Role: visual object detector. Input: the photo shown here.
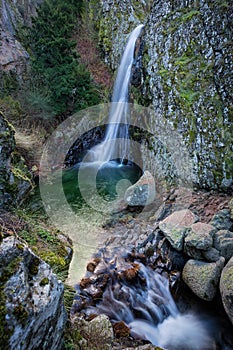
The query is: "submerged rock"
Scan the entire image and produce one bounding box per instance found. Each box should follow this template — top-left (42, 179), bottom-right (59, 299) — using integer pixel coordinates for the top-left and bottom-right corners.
top-left (124, 171), bottom-right (155, 206)
top-left (182, 257), bottom-right (225, 301)
top-left (220, 257), bottom-right (233, 325)
top-left (0, 236), bottom-right (66, 349)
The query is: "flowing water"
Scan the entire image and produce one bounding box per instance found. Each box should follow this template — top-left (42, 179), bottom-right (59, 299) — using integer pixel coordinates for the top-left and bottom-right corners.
top-left (88, 24), bottom-right (144, 163)
top-left (81, 258), bottom-right (230, 350)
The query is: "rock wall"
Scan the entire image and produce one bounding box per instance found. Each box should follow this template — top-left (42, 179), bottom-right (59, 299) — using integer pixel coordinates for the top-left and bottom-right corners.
top-left (93, 0), bottom-right (233, 191)
top-left (0, 112), bottom-right (15, 207)
top-left (0, 111), bottom-right (31, 208)
top-left (0, 0), bottom-right (42, 75)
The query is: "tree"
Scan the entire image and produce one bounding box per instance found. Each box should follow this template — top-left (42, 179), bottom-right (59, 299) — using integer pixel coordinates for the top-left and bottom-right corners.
top-left (28, 0), bottom-right (100, 117)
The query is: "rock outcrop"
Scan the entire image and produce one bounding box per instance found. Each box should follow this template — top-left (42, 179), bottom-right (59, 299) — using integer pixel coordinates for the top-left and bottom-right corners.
top-left (0, 112), bottom-right (15, 207)
top-left (0, 112), bottom-right (32, 208)
top-left (92, 0), bottom-right (233, 191)
top-left (0, 236), bottom-right (67, 349)
top-left (0, 0), bottom-right (42, 75)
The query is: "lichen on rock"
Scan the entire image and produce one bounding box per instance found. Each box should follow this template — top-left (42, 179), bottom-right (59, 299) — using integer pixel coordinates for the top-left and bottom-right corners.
top-left (0, 236), bottom-right (67, 350)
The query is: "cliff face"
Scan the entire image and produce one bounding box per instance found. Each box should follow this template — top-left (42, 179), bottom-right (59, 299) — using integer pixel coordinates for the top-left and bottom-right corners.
top-left (0, 0), bottom-right (42, 75)
top-left (94, 0), bottom-right (233, 190)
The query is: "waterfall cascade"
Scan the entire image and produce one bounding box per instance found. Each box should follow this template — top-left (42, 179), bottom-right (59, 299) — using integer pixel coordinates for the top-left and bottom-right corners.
top-left (89, 24), bottom-right (144, 163)
top-left (84, 262), bottom-right (213, 350)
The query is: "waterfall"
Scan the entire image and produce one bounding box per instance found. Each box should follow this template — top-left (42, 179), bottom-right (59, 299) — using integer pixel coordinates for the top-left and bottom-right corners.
top-left (89, 24), bottom-right (144, 163)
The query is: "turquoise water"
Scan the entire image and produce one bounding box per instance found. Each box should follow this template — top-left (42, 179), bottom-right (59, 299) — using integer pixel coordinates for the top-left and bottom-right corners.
top-left (62, 160), bottom-right (142, 211)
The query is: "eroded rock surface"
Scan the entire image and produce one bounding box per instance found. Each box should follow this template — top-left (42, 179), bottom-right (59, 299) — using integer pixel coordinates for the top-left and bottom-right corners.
top-left (0, 236), bottom-right (67, 349)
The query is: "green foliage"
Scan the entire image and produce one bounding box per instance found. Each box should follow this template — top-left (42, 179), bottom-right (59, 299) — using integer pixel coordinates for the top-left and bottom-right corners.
top-left (28, 0), bottom-right (100, 117)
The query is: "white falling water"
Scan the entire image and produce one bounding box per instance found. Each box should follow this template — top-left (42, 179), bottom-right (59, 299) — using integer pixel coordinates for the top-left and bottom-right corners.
top-left (87, 263), bottom-right (213, 350)
top-left (89, 24), bottom-right (144, 163)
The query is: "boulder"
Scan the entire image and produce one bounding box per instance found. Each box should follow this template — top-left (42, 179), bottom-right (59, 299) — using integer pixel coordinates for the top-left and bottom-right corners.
top-left (202, 247), bottom-right (220, 262)
top-left (0, 237), bottom-right (66, 349)
top-left (73, 314), bottom-right (114, 350)
top-left (182, 257), bottom-right (225, 301)
top-left (159, 209), bottom-right (196, 251)
top-left (220, 257), bottom-right (233, 325)
top-left (124, 171), bottom-right (155, 206)
top-left (184, 222), bottom-right (214, 259)
top-left (211, 209), bottom-right (233, 232)
top-left (213, 230), bottom-right (233, 261)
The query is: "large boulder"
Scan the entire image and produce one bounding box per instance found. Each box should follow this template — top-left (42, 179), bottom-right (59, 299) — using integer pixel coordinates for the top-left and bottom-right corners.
top-left (220, 257), bottom-right (233, 325)
top-left (213, 230), bottom-right (233, 261)
top-left (124, 171), bottom-right (155, 206)
top-left (0, 236), bottom-right (67, 349)
top-left (159, 209), bottom-right (196, 251)
top-left (182, 257), bottom-right (225, 301)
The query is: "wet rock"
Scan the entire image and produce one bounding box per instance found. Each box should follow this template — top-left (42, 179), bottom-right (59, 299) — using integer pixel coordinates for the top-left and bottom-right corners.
top-left (119, 263), bottom-right (140, 282)
top-left (220, 257), bottom-right (233, 325)
top-left (124, 171), bottom-right (155, 206)
top-left (0, 236), bottom-right (66, 349)
top-left (87, 258), bottom-right (101, 273)
top-left (113, 321), bottom-right (130, 338)
top-left (159, 209), bottom-right (196, 251)
top-left (184, 222), bottom-right (214, 259)
top-left (182, 257), bottom-right (225, 301)
top-left (213, 230), bottom-right (233, 261)
top-left (211, 209), bottom-right (233, 232)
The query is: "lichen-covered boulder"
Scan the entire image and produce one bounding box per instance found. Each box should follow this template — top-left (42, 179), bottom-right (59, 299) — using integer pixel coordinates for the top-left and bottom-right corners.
top-left (220, 257), bottom-right (233, 325)
top-left (182, 257), bottom-right (225, 301)
top-left (211, 209), bottom-right (233, 232)
top-left (0, 236), bottom-right (67, 350)
top-left (124, 171), bottom-right (155, 206)
top-left (184, 222), bottom-right (214, 259)
top-left (72, 314), bottom-right (114, 350)
top-left (213, 230), bottom-right (233, 261)
top-left (159, 209), bottom-right (196, 251)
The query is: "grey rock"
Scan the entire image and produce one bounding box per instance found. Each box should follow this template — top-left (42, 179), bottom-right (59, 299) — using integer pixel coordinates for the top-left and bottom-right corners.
top-left (213, 230), bottom-right (233, 261)
top-left (211, 209), bottom-right (233, 232)
top-left (185, 222), bottom-right (214, 250)
top-left (220, 257), bottom-right (233, 325)
top-left (182, 257), bottom-right (225, 301)
top-left (184, 222), bottom-right (214, 259)
top-left (73, 314), bottom-right (114, 350)
top-left (124, 171), bottom-right (155, 206)
top-left (0, 237), bottom-right (67, 350)
top-left (159, 209), bottom-right (196, 251)
top-left (202, 247), bottom-right (220, 262)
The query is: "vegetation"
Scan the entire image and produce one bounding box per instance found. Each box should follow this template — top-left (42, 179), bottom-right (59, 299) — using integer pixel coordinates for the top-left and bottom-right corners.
top-left (26, 0), bottom-right (100, 118)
